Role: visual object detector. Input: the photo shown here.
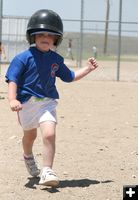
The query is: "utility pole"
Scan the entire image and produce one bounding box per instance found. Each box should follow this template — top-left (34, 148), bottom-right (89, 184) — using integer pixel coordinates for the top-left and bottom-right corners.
top-left (103, 0), bottom-right (110, 54)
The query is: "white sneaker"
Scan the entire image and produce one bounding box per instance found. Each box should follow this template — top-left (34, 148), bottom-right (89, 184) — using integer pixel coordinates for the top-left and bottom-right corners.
top-left (39, 167), bottom-right (59, 187)
top-left (23, 154), bottom-right (40, 177)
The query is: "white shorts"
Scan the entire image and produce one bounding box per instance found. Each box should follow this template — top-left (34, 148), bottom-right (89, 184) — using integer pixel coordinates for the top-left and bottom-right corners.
top-left (18, 97), bottom-right (58, 130)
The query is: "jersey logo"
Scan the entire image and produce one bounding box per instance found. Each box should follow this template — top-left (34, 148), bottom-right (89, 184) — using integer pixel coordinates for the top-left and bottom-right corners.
top-left (51, 63), bottom-right (59, 78)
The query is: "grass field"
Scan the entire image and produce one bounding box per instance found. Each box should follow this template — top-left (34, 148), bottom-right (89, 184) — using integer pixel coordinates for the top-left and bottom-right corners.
top-left (58, 32), bottom-right (138, 61)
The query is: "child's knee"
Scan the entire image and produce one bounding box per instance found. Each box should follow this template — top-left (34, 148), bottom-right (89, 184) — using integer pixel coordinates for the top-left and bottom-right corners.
top-left (23, 129), bottom-right (37, 141)
top-left (43, 131), bottom-right (55, 142)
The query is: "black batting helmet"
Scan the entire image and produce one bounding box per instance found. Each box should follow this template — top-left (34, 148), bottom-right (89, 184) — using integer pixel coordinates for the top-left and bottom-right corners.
top-left (26, 9), bottom-right (63, 46)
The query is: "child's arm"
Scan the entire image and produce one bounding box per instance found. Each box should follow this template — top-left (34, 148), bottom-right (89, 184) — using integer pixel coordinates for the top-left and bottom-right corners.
top-left (73, 58), bottom-right (98, 81)
top-left (8, 81), bottom-right (22, 111)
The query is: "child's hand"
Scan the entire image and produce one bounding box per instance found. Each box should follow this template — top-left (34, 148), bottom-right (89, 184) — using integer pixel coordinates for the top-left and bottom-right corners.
top-left (87, 57), bottom-right (98, 71)
top-left (9, 99), bottom-right (22, 111)
top-left (74, 57), bottom-right (99, 81)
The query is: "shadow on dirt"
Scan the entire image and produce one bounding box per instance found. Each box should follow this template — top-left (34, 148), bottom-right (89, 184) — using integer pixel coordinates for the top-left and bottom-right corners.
top-left (24, 177), bottom-right (40, 189)
top-left (25, 177), bottom-right (113, 192)
top-left (59, 179), bottom-right (101, 188)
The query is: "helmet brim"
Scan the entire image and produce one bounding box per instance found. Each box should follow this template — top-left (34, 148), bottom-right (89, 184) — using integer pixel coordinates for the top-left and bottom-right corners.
top-left (30, 30), bottom-right (62, 36)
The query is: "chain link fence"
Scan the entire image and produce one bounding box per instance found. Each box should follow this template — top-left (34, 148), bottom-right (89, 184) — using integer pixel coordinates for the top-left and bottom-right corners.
top-left (0, 12), bottom-right (138, 81)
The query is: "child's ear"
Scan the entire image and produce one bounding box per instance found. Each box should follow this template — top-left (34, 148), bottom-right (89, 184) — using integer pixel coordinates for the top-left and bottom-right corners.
top-left (54, 36), bottom-right (63, 46)
top-left (26, 35), bottom-right (35, 45)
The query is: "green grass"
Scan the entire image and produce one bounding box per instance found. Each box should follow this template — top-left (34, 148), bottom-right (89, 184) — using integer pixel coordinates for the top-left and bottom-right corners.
top-left (96, 55), bottom-right (138, 62)
top-left (58, 32), bottom-right (138, 62)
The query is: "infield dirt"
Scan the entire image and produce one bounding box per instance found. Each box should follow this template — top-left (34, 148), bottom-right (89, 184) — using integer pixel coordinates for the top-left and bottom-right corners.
top-left (0, 61), bottom-right (138, 200)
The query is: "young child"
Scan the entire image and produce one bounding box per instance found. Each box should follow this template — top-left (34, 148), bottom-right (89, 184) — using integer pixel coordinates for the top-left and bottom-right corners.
top-left (5, 9), bottom-right (98, 187)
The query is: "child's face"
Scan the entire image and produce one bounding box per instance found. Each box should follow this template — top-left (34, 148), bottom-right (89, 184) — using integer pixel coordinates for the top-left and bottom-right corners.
top-left (35, 33), bottom-right (57, 52)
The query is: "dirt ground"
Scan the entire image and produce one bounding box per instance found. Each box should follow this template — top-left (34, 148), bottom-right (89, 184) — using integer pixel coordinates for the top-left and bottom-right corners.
top-left (0, 61), bottom-right (138, 200)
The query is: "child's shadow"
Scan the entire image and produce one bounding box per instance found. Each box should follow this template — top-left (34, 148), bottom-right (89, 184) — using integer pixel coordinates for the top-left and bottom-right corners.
top-left (24, 177), bottom-right (40, 189)
top-left (25, 177), bottom-right (113, 192)
top-left (59, 179), bottom-right (100, 188)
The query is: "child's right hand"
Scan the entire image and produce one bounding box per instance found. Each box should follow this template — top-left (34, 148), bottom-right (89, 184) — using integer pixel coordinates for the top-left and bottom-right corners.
top-left (9, 99), bottom-right (22, 111)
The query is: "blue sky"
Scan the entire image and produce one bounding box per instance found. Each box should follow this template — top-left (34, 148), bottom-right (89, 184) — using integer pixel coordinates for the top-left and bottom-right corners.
top-left (3, 0), bottom-right (138, 21)
top-left (2, 0), bottom-right (138, 36)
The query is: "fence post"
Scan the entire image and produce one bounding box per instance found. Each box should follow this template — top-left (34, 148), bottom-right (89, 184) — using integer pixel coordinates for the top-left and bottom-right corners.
top-left (78, 0), bottom-right (84, 68)
top-left (0, 0), bottom-right (3, 76)
top-left (0, 0), bottom-right (2, 42)
top-left (117, 0), bottom-right (122, 81)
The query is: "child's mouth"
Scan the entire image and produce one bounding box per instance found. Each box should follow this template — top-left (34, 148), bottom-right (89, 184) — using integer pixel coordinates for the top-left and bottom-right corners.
top-left (42, 41), bottom-right (49, 45)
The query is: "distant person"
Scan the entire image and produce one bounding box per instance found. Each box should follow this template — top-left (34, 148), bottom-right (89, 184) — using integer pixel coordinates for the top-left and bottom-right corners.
top-left (92, 46), bottom-right (97, 59)
top-left (0, 42), bottom-right (6, 61)
top-left (66, 38), bottom-right (74, 60)
top-left (5, 9), bottom-right (98, 188)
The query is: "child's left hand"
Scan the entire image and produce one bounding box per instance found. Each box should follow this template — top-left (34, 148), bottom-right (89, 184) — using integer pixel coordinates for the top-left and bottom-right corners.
top-left (87, 57), bottom-right (98, 71)
top-left (73, 57), bottom-right (99, 81)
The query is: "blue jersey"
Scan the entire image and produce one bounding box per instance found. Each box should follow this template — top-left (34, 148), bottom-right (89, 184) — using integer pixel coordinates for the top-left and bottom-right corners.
top-left (5, 47), bottom-right (75, 103)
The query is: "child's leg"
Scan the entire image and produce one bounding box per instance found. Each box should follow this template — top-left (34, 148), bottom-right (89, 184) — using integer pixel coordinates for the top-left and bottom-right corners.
top-left (39, 121), bottom-right (59, 186)
top-left (22, 128), bottom-right (40, 177)
top-left (40, 121), bottom-right (56, 168)
top-left (22, 128), bottom-right (37, 156)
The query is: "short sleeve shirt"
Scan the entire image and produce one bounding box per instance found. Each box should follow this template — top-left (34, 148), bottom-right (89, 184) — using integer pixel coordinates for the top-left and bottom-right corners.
top-left (5, 47), bottom-right (75, 103)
